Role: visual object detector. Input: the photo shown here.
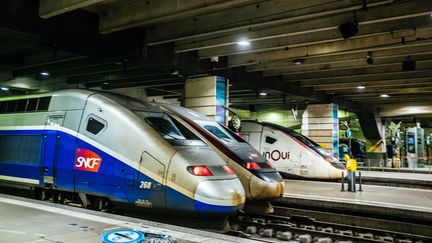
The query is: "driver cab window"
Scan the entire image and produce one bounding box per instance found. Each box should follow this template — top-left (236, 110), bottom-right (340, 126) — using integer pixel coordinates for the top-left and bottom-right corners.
top-left (265, 136), bottom-right (277, 144)
top-left (86, 116), bottom-right (106, 135)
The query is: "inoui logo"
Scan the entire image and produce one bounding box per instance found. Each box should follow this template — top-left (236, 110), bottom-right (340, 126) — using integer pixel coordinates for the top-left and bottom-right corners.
top-left (74, 148), bottom-right (102, 172)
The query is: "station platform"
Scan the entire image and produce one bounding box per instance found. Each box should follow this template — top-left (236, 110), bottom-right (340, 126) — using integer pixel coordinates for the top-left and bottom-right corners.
top-left (0, 193), bottom-right (257, 243)
top-left (279, 180), bottom-right (432, 223)
top-left (359, 170), bottom-right (432, 189)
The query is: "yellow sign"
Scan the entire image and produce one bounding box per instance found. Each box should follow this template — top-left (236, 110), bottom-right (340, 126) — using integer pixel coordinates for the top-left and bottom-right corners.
top-left (344, 155), bottom-right (357, 171)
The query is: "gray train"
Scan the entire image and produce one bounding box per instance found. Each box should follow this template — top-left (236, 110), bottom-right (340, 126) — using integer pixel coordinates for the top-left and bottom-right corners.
top-left (0, 89), bottom-right (245, 217)
top-left (160, 104), bottom-right (285, 210)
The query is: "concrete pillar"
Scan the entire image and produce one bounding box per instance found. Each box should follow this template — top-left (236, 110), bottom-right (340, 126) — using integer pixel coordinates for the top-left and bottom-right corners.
top-left (301, 104), bottom-right (339, 159)
top-left (184, 76), bottom-right (227, 124)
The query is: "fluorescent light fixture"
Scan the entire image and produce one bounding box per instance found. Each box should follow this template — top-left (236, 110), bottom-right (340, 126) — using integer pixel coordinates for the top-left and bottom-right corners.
top-left (380, 94), bottom-right (389, 98)
top-left (293, 58), bottom-right (304, 65)
top-left (357, 85), bottom-right (365, 89)
top-left (237, 40), bottom-right (250, 46)
top-left (1, 87), bottom-right (9, 91)
top-left (259, 91), bottom-right (267, 96)
top-left (40, 71), bottom-right (50, 77)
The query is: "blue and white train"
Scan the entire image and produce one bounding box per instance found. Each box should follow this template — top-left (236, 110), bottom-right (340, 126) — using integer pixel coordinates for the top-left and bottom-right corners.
top-left (0, 89), bottom-right (245, 217)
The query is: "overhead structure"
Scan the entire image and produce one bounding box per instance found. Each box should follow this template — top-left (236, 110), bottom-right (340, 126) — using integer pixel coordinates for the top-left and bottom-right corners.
top-left (0, 0), bottom-right (430, 111)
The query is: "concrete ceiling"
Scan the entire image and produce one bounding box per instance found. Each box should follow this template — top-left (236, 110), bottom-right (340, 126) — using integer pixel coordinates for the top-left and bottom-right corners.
top-left (0, 0), bottom-right (431, 113)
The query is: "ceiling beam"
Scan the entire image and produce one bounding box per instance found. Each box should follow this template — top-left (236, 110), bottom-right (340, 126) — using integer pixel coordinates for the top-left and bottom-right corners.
top-left (146, 0), bottom-right (391, 45)
top-left (39, 0), bottom-right (106, 18)
top-left (297, 70), bottom-right (432, 87)
top-left (99, 0), bottom-right (255, 34)
top-left (280, 59), bottom-right (432, 80)
top-left (312, 77), bottom-right (432, 90)
top-left (247, 43), bottom-right (432, 72)
top-left (336, 87), bottom-right (432, 97)
top-left (227, 30), bottom-right (432, 67)
top-left (176, 0), bottom-right (431, 53)
top-left (262, 53), bottom-right (432, 76)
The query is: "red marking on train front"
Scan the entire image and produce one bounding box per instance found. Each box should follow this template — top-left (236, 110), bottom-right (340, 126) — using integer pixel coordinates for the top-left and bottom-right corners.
top-left (74, 148), bottom-right (102, 172)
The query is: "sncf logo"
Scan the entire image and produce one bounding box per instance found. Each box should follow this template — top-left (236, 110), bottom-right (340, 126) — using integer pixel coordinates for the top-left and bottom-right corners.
top-left (74, 148), bottom-right (102, 172)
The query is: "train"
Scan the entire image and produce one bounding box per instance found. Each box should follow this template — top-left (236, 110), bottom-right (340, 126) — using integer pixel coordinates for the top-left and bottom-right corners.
top-left (0, 89), bottom-right (246, 217)
top-left (239, 120), bottom-right (346, 180)
top-left (160, 105), bottom-right (285, 208)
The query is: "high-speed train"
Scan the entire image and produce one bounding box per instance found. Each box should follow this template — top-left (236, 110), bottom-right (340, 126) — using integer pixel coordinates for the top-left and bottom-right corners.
top-left (240, 120), bottom-right (346, 180)
top-left (0, 89), bottom-right (245, 217)
top-left (160, 105), bottom-right (285, 204)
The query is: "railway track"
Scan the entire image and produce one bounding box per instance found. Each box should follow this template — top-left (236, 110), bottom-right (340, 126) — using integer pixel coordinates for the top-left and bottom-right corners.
top-left (228, 205), bottom-right (432, 243)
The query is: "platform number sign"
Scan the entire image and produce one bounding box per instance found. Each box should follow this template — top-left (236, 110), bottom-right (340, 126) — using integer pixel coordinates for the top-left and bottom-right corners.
top-left (101, 229), bottom-right (144, 243)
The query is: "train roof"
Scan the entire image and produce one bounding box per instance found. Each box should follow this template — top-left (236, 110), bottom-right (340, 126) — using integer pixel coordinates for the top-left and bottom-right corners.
top-left (160, 103), bottom-right (212, 121)
top-left (0, 89), bottom-right (164, 113)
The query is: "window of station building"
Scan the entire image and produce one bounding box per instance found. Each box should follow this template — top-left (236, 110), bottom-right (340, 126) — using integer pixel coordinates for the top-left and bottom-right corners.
top-left (0, 135), bottom-right (42, 164)
top-left (86, 117), bottom-right (106, 135)
top-left (265, 136), bottom-right (277, 144)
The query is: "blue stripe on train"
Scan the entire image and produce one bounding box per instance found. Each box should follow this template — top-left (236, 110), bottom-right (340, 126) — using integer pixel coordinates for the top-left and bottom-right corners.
top-left (0, 129), bottom-right (239, 215)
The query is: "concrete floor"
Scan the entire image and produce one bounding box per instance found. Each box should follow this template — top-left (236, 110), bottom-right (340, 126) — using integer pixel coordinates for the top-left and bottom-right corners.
top-left (0, 195), bottom-right (258, 243)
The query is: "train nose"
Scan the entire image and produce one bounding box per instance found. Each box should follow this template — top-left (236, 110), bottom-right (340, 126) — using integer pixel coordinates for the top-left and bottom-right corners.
top-left (249, 174), bottom-right (285, 200)
top-left (194, 179), bottom-right (245, 215)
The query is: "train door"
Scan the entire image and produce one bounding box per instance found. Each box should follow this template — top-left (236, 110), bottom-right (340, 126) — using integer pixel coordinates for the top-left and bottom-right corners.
top-left (299, 151), bottom-right (315, 178)
top-left (130, 152), bottom-right (166, 208)
top-left (42, 114), bottom-right (65, 186)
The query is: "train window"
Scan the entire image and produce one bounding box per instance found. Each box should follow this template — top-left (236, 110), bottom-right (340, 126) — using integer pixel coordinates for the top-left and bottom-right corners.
top-left (26, 98), bottom-right (38, 111)
top-left (16, 99), bottom-right (27, 112)
top-left (86, 117), bottom-right (106, 135)
top-left (37, 97), bottom-right (51, 111)
top-left (0, 101), bottom-right (7, 113)
top-left (135, 111), bottom-right (203, 143)
top-left (6, 100), bottom-right (17, 112)
top-left (265, 136), bottom-right (277, 144)
top-left (0, 135), bottom-right (42, 164)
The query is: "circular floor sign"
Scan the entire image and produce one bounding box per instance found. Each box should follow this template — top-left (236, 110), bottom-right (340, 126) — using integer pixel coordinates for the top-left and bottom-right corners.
top-left (101, 229), bottom-right (145, 243)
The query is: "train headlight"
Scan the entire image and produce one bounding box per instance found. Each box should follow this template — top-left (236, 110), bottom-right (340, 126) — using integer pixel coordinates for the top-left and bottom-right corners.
top-left (187, 166), bottom-right (213, 176)
top-left (222, 165), bottom-right (235, 174)
top-left (244, 161), bottom-right (261, 170)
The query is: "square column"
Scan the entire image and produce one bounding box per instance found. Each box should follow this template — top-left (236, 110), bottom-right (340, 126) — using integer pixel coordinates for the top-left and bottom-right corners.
top-left (302, 104), bottom-right (339, 159)
top-left (184, 76), bottom-right (227, 124)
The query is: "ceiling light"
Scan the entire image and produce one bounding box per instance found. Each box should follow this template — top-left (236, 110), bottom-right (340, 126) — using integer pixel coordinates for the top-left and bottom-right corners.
top-left (103, 82), bottom-right (110, 85)
top-left (357, 85), bottom-right (365, 89)
top-left (259, 91), bottom-right (267, 96)
top-left (366, 52), bottom-right (373, 65)
top-left (1, 87), bottom-right (9, 91)
top-left (40, 71), bottom-right (50, 77)
top-left (293, 58), bottom-right (304, 65)
top-left (380, 94), bottom-right (389, 98)
top-left (237, 40), bottom-right (250, 46)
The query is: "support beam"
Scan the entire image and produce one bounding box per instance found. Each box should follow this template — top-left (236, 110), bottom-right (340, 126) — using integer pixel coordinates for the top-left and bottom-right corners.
top-left (99, 0), bottom-right (254, 34)
top-left (262, 53), bottom-right (432, 77)
top-left (298, 70), bottom-right (432, 87)
top-left (176, 0), bottom-right (432, 53)
top-left (147, 0), bottom-right (391, 45)
top-left (228, 30), bottom-right (432, 67)
top-left (280, 60), bottom-right (432, 80)
top-left (39, 0), bottom-right (106, 18)
top-left (247, 43), bottom-right (432, 72)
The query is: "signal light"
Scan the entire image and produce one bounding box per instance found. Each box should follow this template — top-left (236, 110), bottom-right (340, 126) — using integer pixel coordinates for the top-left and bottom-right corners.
top-left (187, 166), bottom-right (213, 176)
top-left (223, 165), bottom-right (235, 174)
top-left (244, 161), bottom-right (261, 170)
